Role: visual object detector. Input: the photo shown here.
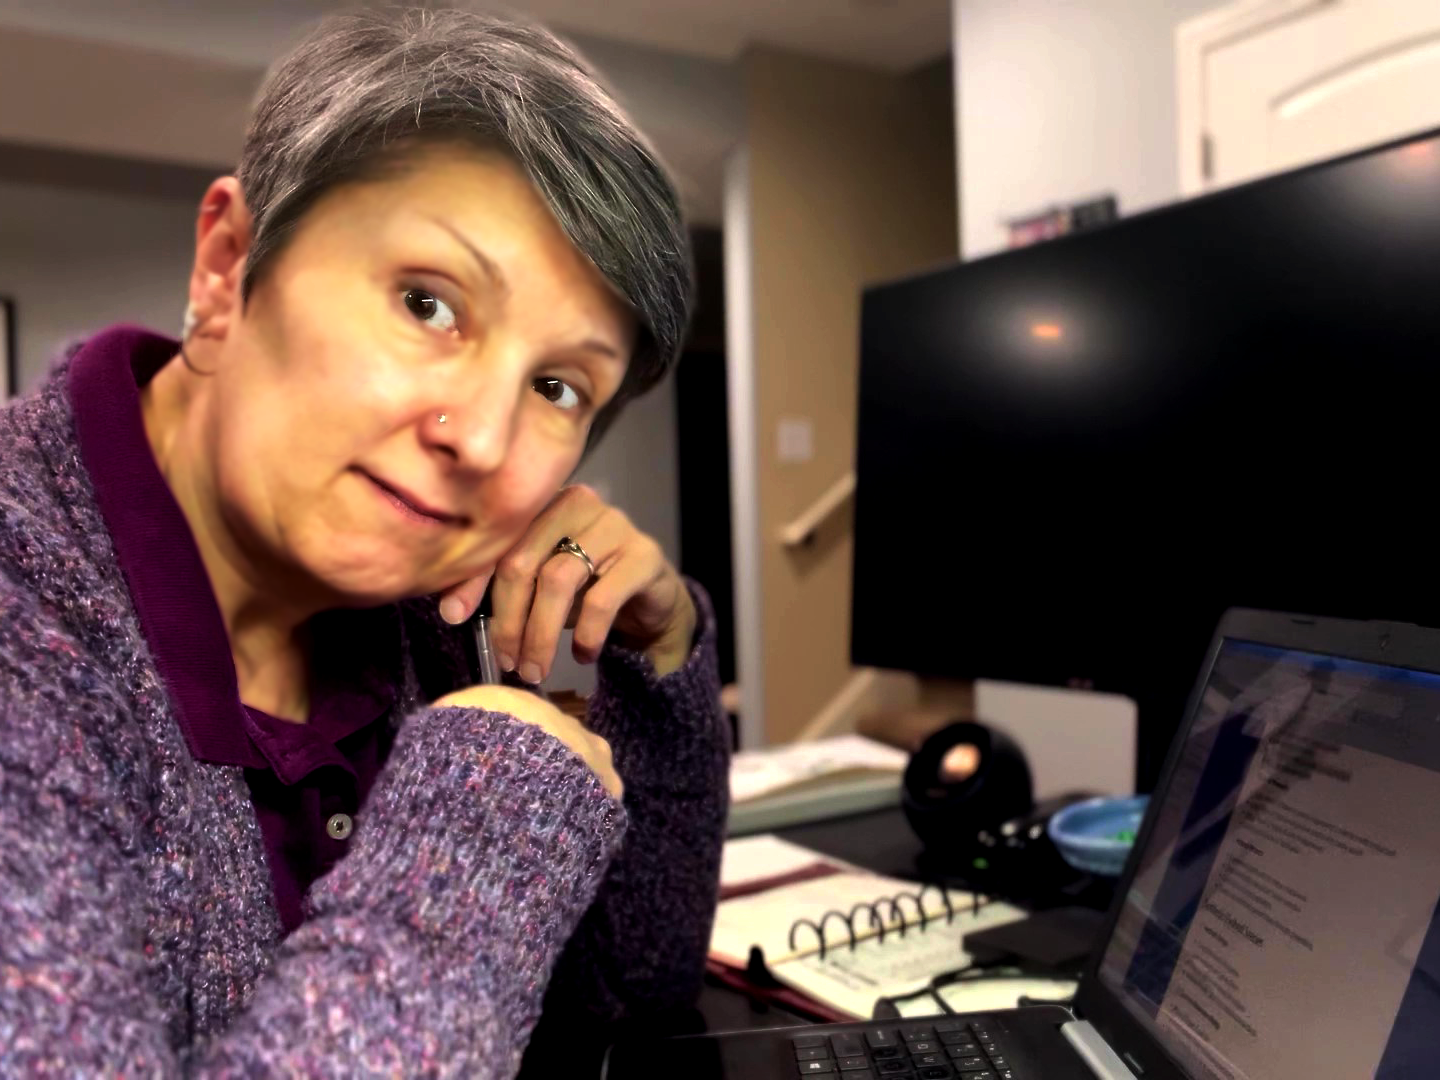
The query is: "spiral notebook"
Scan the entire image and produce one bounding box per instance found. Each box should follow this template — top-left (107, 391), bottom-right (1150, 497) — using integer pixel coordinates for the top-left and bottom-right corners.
top-left (709, 839), bottom-right (1029, 1019)
top-left (771, 894), bottom-right (1031, 1019)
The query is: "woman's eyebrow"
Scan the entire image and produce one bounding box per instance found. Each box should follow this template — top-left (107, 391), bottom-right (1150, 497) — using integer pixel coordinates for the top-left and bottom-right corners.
top-left (419, 214), bottom-right (625, 365)
top-left (423, 216), bottom-right (509, 297)
top-left (577, 339), bottom-right (622, 362)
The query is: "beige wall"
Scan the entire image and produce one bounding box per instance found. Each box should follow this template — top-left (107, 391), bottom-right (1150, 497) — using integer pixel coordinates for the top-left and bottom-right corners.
top-left (741, 49), bottom-right (956, 743)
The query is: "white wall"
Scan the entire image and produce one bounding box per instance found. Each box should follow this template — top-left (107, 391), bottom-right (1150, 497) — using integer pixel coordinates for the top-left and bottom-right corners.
top-left (0, 179), bottom-right (199, 391)
top-left (954, 0), bottom-right (1220, 259)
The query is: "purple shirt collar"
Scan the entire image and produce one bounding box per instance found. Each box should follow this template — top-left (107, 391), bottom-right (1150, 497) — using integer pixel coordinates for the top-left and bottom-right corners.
top-left (67, 324), bottom-right (398, 777)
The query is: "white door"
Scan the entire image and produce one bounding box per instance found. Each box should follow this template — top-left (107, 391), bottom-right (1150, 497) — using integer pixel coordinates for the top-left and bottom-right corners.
top-left (1180, 0), bottom-right (1440, 194)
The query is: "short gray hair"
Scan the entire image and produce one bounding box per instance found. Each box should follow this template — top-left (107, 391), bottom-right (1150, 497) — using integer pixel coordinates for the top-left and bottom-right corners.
top-left (235, 6), bottom-right (692, 444)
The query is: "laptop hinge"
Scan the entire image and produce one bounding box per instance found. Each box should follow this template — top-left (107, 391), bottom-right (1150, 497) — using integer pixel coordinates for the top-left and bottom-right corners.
top-left (1061, 1020), bottom-right (1138, 1079)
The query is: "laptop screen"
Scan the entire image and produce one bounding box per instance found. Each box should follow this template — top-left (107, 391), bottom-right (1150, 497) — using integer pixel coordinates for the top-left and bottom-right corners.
top-left (1097, 639), bottom-right (1440, 1080)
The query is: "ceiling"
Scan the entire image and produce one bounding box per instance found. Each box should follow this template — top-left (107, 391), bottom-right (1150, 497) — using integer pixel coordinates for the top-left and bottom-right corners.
top-left (0, 0), bottom-right (951, 72)
top-left (0, 0), bottom-right (951, 224)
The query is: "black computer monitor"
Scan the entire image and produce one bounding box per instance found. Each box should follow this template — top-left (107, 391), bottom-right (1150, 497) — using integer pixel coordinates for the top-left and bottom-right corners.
top-left (852, 127), bottom-right (1440, 790)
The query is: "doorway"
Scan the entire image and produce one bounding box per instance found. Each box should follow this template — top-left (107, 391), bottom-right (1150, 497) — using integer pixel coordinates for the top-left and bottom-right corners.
top-left (674, 227), bottom-right (737, 695)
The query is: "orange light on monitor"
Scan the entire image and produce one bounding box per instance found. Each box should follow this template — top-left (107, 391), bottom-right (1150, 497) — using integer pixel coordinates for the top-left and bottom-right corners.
top-left (1395, 141), bottom-right (1440, 172)
top-left (1031, 323), bottom-right (1063, 340)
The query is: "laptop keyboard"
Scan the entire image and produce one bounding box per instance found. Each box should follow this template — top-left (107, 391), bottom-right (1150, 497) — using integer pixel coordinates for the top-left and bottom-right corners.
top-left (792, 1019), bottom-right (1017, 1079)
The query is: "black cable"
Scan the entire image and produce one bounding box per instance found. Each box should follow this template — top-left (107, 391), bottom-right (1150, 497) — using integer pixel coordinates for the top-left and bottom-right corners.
top-left (1018, 993), bottom-right (1076, 1007)
top-left (872, 965), bottom-right (1079, 1019)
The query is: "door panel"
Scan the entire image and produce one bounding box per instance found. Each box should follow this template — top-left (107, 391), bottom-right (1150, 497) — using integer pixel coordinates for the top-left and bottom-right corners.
top-left (1204, 0), bottom-right (1440, 189)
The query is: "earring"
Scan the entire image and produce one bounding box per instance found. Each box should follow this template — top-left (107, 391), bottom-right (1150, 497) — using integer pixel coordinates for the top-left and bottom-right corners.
top-left (178, 301), bottom-right (215, 376)
top-left (438, 413), bottom-right (448, 424)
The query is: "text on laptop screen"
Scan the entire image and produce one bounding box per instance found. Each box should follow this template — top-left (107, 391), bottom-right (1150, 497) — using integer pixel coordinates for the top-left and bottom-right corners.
top-left (1098, 640), bottom-right (1440, 1080)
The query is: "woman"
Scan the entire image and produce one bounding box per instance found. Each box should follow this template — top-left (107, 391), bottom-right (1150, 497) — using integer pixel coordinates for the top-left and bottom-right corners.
top-left (0, 8), bottom-right (728, 1076)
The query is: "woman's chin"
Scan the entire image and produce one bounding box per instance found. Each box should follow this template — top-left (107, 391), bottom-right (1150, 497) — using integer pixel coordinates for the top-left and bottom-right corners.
top-left (286, 520), bottom-right (478, 610)
top-left (304, 549), bottom-right (437, 608)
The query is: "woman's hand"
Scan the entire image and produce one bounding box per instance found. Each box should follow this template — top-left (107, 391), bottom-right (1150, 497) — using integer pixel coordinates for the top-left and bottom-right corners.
top-left (431, 684), bottom-right (622, 797)
top-left (438, 484), bottom-right (696, 682)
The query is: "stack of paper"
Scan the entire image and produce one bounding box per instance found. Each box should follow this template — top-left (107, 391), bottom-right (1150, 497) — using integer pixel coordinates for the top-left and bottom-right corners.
top-left (728, 735), bottom-right (909, 835)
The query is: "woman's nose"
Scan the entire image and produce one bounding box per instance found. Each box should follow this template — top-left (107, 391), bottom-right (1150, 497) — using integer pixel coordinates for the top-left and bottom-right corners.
top-left (426, 378), bottom-right (521, 475)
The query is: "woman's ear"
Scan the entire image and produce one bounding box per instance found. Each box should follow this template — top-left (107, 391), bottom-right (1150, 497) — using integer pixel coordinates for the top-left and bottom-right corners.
top-left (184, 177), bottom-right (254, 344)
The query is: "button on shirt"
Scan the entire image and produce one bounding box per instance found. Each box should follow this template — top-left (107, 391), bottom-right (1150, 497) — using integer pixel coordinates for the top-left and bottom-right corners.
top-left (68, 325), bottom-right (404, 935)
top-left (235, 604), bottom-right (400, 933)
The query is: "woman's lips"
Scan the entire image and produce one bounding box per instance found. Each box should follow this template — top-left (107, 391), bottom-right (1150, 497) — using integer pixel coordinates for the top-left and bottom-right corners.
top-left (359, 470), bottom-right (463, 526)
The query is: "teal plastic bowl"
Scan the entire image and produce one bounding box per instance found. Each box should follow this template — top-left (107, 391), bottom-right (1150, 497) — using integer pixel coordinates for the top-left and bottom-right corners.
top-left (1047, 795), bottom-right (1150, 877)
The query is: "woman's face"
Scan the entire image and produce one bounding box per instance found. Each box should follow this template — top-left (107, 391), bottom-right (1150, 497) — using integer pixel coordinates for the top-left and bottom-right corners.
top-left (206, 143), bottom-right (636, 607)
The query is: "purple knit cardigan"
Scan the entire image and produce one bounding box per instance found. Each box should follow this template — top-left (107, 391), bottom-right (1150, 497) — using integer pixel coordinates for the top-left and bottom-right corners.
top-left (0, 344), bottom-right (729, 1076)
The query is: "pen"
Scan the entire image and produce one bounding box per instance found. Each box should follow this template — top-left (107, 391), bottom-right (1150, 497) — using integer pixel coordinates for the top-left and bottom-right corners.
top-left (473, 614), bottom-right (500, 685)
top-left (471, 584), bottom-right (501, 685)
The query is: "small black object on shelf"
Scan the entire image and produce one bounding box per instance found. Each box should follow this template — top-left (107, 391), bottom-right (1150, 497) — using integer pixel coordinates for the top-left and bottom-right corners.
top-left (902, 721), bottom-right (1034, 851)
top-left (902, 722), bottom-right (1094, 900)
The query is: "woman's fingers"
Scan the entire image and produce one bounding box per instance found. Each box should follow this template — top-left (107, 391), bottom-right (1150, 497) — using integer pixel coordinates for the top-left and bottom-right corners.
top-left (437, 568), bottom-right (492, 625)
top-left (489, 555), bottom-right (538, 673)
top-left (486, 482), bottom-right (685, 683)
top-left (515, 551), bottom-right (592, 683)
top-left (517, 509), bottom-right (631, 682)
top-left (490, 485), bottom-right (605, 672)
top-left (571, 535), bottom-right (668, 663)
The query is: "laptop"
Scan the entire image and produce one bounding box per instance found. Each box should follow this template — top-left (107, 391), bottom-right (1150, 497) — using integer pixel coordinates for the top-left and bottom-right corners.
top-left (603, 608), bottom-right (1440, 1079)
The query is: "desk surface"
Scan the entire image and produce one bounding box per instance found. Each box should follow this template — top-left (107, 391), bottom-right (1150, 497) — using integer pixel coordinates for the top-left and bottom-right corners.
top-left (697, 805), bottom-right (1115, 1030)
top-left (775, 805), bottom-right (926, 880)
top-left (530, 806), bottom-right (1111, 1075)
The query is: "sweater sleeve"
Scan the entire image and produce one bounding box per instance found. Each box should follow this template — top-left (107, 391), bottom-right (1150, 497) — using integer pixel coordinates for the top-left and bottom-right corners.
top-left (194, 705), bottom-right (627, 1076)
top-left (524, 577), bottom-right (730, 1050)
top-left (0, 589), bottom-right (626, 1078)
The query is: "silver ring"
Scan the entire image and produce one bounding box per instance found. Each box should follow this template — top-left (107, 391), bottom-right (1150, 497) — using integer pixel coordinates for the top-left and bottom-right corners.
top-left (553, 535), bottom-right (596, 579)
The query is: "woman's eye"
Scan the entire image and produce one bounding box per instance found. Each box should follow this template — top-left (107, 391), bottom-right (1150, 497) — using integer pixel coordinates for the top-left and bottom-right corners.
top-left (402, 287), bottom-right (458, 333)
top-left (533, 376), bottom-right (582, 411)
